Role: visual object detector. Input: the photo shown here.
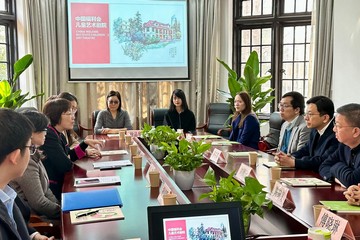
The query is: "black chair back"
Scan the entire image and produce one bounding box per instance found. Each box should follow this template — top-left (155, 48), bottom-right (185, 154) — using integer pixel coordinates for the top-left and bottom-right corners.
top-left (92, 110), bottom-right (101, 129)
top-left (151, 108), bottom-right (168, 127)
top-left (264, 111), bottom-right (284, 148)
top-left (206, 103), bottom-right (232, 135)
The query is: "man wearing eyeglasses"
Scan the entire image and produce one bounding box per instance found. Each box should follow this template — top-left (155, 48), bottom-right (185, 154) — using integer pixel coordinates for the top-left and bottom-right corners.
top-left (319, 103), bottom-right (360, 188)
top-left (275, 96), bottom-right (338, 171)
top-left (277, 91), bottom-right (311, 155)
top-left (0, 109), bottom-right (34, 239)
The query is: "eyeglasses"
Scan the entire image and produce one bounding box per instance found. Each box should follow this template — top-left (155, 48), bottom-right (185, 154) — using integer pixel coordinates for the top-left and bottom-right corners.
top-left (24, 145), bottom-right (37, 155)
top-left (108, 100), bottom-right (119, 105)
top-left (71, 107), bottom-right (78, 114)
top-left (62, 111), bottom-right (76, 116)
top-left (304, 112), bottom-right (321, 117)
top-left (278, 103), bottom-right (292, 109)
top-left (333, 122), bottom-right (356, 129)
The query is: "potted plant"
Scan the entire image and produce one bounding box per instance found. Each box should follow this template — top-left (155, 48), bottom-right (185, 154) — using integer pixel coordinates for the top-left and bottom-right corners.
top-left (141, 123), bottom-right (180, 159)
top-left (161, 139), bottom-right (211, 190)
top-left (199, 167), bottom-right (272, 234)
top-left (217, 50), bottom-right (275, 114)
top-left (0, 54), bottom-right (44, 109)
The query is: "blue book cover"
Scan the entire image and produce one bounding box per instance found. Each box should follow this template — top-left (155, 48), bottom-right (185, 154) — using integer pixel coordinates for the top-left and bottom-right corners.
top-left (62, 188), bottom-right (123, 212)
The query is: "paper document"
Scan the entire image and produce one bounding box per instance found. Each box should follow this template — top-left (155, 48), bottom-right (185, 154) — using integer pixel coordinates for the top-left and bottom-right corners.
top-left (228, 152), bottom-right (262, 157)
top-left (319, 201), bottom-right (360, 213)
top-left (280, 178), bottom-right (331, 187)
top-left (263, 162), bottom-right (295, 170)
top-left (74, 176), bottom-right (121, 187)
top-left (100, 150), bottom-right (128, 156)
top-left (93, 160), bottom-right (132, 170)
top-left (70, 206), bottom-right (124, 224)
top-left (211, 141), bottom-right (240, 146)
top-left (107, 134), bottom-right (119, 137)
top-left (193, 135), bottom-right (222, 139)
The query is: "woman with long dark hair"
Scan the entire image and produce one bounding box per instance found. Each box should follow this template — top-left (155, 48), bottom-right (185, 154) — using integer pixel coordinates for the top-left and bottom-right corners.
top-left (164, 89), bottom-right (196, 133)
top-left (229, 91), bottom-right (260, 149)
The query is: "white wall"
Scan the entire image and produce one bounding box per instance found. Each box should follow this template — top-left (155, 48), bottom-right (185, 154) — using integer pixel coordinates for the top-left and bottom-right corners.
top-left (332, 0), bottom-right (360, 108)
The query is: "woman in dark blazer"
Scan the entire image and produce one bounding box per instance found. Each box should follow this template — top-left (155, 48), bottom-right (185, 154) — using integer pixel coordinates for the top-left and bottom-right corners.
top-left (229, 91), bottom-right (260, 149)
top-left (163, 89), bottom-right (196, 134)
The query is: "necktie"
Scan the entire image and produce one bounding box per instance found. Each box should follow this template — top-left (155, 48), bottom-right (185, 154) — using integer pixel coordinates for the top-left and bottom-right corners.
top-left (280, 128), bottom-right (291, 153)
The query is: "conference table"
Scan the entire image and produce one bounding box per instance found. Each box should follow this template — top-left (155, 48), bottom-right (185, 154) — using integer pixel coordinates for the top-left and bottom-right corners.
top-left (61, 131), bottom-right (360, 240)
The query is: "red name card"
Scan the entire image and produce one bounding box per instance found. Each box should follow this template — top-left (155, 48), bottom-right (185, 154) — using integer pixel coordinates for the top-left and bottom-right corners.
top-left (235, 163), bottom-right (256, 183)
top-left (315, 208), bottom-right (355, 240)
top-left (269, 181), bottom-right (295, 210)
top-left (210, 148), bottom-right (226, 163)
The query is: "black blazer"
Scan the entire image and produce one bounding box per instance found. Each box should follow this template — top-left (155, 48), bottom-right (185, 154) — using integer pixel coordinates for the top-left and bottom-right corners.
top-left (292, 122), bottom-right (339, 171)
top-left (0, 199), bottom-right (30, 240)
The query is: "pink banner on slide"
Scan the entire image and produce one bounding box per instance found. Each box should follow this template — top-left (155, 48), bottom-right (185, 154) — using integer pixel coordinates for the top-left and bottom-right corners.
top-left (164, 219), bottom-right (187, 240)
top-left (71, 3), bottom-right (109, 64)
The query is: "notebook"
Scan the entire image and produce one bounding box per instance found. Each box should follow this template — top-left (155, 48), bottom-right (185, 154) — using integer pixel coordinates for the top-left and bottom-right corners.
top-left (319, 201), bottom-right (360, 213)
top-left (280, 178), bottom-right (331, 187)
top-left (70, 206), bottom-right (124, 224)
top-left (263, 161), bottom-right (295, 170)
top-left (62, 188), bottom-right (123, 212)
top-left (93, 160), bottom-right (133, 170)
top-left (74, 176), bottom-right (121, 187)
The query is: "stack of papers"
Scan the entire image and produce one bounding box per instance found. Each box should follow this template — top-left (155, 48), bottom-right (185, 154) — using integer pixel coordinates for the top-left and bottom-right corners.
top-left (100, 150), bottom-right (128, 156)
top-left (228, 152), bottom-right (262, 157)
top-left (93, 160), bottom-right (132, 170)
top-left (70, 206), bottom-right (124, 224)
top-left (62, 188), bottom-right (123, 212)
top-left (280, 178), bottom-right (331, 187)
top-left (263, 162), bottom-right (295, 170)
top-left (74, 176), bottom-right (121, 187)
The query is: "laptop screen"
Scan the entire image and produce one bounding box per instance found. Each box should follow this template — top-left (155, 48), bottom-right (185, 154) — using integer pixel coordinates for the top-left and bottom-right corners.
top-left (147, 202), bottom-right (245, 240)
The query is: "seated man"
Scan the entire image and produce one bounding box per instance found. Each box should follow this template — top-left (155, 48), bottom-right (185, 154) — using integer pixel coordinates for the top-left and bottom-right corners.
top-left (277, 91), bottom-right (311, 154)
top-left (275, 96), bottom-right (339, 171)
top-left (0, 109), bottom-right (54, 240)
top-left (319, 103), bottom-right (360, 188)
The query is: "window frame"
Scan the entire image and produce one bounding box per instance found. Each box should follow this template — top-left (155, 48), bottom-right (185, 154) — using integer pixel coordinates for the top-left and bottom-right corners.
top-left (233, 0), bottom-right (312, 112)
top-left (0, 0), bottom-right (17, 81)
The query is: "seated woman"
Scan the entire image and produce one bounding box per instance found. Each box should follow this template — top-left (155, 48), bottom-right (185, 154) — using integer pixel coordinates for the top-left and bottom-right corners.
top-left (10, 111), bottom-right (60, 222)
top-left (163, 89), bottom-right (196, 133)
top-left (41, 98), bottom-right (104, 200)
top-left (94, 90), bottom-right (133, 134)
top-left (229, 91), bottom-right (260, 149)
top-left (58, 92), bottom-right (101, 158)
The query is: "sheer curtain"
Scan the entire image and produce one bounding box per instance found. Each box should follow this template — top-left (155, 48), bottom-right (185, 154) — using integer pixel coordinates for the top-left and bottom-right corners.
top-left (309, 0), bottom-right (334, 97)
top-left (20, 0), bottom-right (229, 129)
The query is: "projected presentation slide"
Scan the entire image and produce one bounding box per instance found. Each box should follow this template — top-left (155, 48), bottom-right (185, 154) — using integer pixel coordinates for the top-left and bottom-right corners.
top-left (163, 214), bottom-right (231, 240)
top-left (67, 0), bottom-right (189, 80)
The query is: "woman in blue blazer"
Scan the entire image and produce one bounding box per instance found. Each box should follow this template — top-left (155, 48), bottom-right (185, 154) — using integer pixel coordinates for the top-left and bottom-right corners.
top-left (229, 91), bottom-right (260, 149)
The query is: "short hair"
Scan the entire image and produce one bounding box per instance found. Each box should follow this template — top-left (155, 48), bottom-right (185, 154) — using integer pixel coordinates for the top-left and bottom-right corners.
top-left (0, 109), bottom-right (34, 164)
top-left (43, 98), bottom-right (71, 126)
top-left (58, 92), bottom-right (78, 103)
top-left (169, 89), bottom-right (189, 112)
top-left (106, 90), bottom-right (122, 111)
top-left (22, 110), bottom-right (49, 132)
top-left (282, 91), bottom-right (305, 115)
top-left (336, 103), bottom-right (360, 128)
top-left (306, 96), bottom-right (334, 119)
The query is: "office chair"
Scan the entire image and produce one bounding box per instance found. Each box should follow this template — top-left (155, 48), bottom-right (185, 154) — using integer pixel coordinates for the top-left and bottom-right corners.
top-left (150, 108), bottom-right (168, 127)
top-left (196, 103), bottom-right (232, 137)
top-left (258, 111), bottom-right (284, 151)
top-left (92, 110), bottom-right (101, 129)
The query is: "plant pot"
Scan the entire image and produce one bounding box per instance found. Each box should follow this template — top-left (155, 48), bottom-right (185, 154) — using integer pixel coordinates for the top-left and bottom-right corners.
top-left (173, 169), bottom-right (195, 190)
top-left (150, 144), bottom-right (165, 160)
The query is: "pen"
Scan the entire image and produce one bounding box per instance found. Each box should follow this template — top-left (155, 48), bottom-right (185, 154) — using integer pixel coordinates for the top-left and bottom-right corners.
top-left (76, 209), bottom-right (99, 218)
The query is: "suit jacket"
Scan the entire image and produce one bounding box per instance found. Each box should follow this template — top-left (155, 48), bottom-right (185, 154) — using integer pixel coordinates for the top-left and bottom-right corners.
top-left (0, 200), bottom-right (30, 240)
top-left (292, 121), bottom-right (339, 171)
top-left (319, 143), bottom-right (360, 188)
top-left (229, 113), bottom-right (260, 149)
top-left (278, 116), bottom-right (311, 154)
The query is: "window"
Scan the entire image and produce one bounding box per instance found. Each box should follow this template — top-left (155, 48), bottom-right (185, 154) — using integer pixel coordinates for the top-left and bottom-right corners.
top-left (234, 0), bottom-right (313, 112)
top-left (0, 0), bottom-right (16, 81)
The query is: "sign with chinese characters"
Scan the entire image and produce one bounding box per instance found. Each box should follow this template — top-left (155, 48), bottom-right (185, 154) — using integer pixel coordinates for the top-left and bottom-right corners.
top-left (269, 181), bottom-right (295, 211)
top-left (235, 163), bottom-right (256, 183)
top-left (210, 148), bottom-right (226, 163)
top-left (315, 208), bottom-right (355, 240)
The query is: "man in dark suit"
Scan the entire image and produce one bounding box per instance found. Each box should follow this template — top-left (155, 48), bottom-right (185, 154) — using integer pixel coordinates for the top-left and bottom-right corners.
top-left (275, 96), bottom-right (338, 171)
top-left (319, 103), bottom-right (360, 188)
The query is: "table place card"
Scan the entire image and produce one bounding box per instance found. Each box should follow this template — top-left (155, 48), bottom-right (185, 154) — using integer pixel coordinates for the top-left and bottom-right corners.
top-left (269, 181), bottom-right (290, 207)
top-left (316, 208), bottom-right (355, 240)
top-left (157, 183), bottom-right (172, 205)
top-left (209, 148), bottom-right (226, 163)
top-left (235, 163), bottom-right (255, 183)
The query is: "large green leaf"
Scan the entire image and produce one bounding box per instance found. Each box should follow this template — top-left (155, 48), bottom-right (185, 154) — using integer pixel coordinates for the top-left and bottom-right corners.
top-left (12, 54), bottom-right (33, 84)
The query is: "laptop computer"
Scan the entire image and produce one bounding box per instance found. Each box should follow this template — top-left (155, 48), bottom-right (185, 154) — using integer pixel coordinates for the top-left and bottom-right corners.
top-left (147, 202), bottom-right (245, 240)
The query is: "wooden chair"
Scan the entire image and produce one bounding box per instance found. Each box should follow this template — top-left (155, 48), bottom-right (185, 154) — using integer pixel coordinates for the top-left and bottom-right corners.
top-left (196, 103), bottom-right (232, 138)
